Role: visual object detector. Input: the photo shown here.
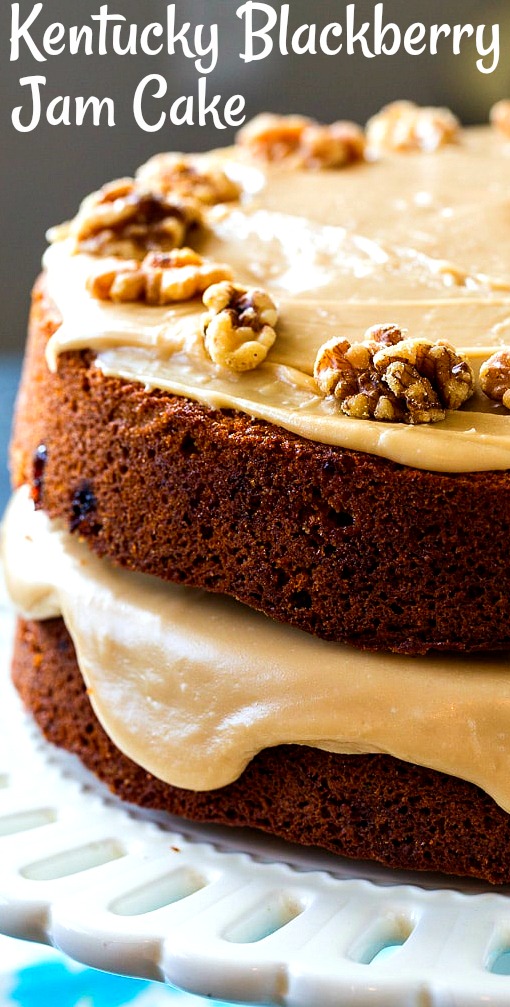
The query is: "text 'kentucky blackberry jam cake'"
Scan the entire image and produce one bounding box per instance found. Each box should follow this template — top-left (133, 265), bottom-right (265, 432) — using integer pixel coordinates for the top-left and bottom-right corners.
top-left (4, 99), bottom-right (510, 884)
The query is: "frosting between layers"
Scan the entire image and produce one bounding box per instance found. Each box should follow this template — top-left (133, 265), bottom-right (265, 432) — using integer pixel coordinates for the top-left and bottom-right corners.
top-left (4, 486), bottom-right (510, 807)
top-left (43, 128), bottom-right (510, 472)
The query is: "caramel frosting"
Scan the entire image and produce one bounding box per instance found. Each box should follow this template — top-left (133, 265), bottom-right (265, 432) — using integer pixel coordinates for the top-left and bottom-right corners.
top-left (43, 127), bottom-right (510, 472)
top-left (4, 486), bottom-right (510, 807)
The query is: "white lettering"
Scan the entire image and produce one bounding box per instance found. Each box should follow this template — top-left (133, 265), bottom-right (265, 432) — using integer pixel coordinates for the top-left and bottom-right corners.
top-left (224, 94), bottom-right (246, 126)
top-left (69, 24), bottom-right (94, 55)
top-left (133, 76), bottom-right (244, 131)
top-left (194, 23), bottom-right (218, 73)
top-left (292, 24), bottom-right (316, 56)
top-left (279, 4), bottom-right (289, 55)
top-left (11, 77), bottom-right (116, 131)
top-left (374, 3), bottom-right (400, 56)
top-left (76, 95), bottom-right (115, 126)
top-left (237, 2), bottom-right (277, 62)
top-left (453, 23), bottom-right (474, 54)
top-left (170, 94), bottom-right (193, 126)
top-left (112, 23), bottom-right (137, 55)
top-left (197, 76), bottom-right (225, 128)
top-left (10, 3), bottom-right (44, 61)
top-left (404, 22), bottom-right (427, 55)
top-left (90, 5), bottom-right (124, 55)
top-left (11, 74), bottom-right (45, 131)
top-left (430, 24), bottom-right (451, 54)
top-left (140, 23), bottom-right (163, 56)
top-left (43, 22), bottom-right (65, 56)
top-left (166, 5), bottom-right (193, 59)
top-left (345, 4), bottom-right (374, 58)
top-left (320, 23), bottom-right (342, 56)
top-left (476, 23), bottom-right (500, 74)
top-left (133, 73), bottom-right (167, 132)
top-left (47, 94), bottom-right (71, 127)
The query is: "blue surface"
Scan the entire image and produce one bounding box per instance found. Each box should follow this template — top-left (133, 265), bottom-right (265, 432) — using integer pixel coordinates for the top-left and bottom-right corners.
top-left (0, 356), bottom-right (22, 516)
top-left (0, 937), bottom-right (234, 1006)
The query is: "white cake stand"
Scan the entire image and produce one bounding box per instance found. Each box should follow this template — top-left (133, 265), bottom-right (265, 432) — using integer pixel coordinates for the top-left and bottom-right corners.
top-left (2, 585), bottom-right (510, 1007)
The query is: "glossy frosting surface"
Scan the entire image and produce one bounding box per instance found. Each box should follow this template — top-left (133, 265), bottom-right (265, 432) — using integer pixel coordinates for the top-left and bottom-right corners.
top-left (4, 487), bottom-right (510, 806)
top-left (44, 128), bottom-right (510, 471)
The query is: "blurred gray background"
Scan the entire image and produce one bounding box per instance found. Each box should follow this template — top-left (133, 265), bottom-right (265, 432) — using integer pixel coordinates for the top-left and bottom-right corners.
top-left (0, 0), bottom-right (509, 357)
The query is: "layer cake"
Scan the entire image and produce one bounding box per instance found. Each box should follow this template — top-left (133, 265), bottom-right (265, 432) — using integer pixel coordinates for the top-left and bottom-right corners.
top-left (4, 102), bottom-right (510, 882)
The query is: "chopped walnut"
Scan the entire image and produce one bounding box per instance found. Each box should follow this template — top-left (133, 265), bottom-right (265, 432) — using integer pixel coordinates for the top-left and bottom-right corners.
top-left (51, 177), bottom-right (202, 259)
top-left (374, 338), bottom-right (475, 411)
top-left (237, 113), bottom-right (365, 167)
top-left (314, 325), bottom-right (474, 424)
top-left (366, 101), bottom-right (459, 154)
top-left (237, 113), bottom-right (313, 161)
top-left (300, 121), bottom-right (366, 167)
top-left (88, 262), bottom-right (145, 303)
top-left (202, 282), bottom-right (278, 371)
top-left (87, 248), bottom-right (233, 305)
top-left (364, 323), bottom-right (406, 348)
top-left (136, 153), bottom-right (242, 204)
top-left (480, 350), bottom-right (510, 409)
top-left (490, 100), bottom-right (510, 138)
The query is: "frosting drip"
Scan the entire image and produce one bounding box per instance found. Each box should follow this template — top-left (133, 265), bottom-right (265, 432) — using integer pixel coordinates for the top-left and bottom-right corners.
top-left (4, 487), bottom-right (510, 808)
top-left (44, 127), bottom-right (510, 472)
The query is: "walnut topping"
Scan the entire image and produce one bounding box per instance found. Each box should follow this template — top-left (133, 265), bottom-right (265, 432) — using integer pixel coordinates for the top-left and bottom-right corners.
top-left (202, 282), bottom-right (278, 371)
top-left (366, 101), bottom-right (459, 154)
top-left (480, 350), bottom-right (510, 409)
top-left (236, 113), bottom-right (365, 167)
top-left (490, 100), bottom-right (510, 138)
top-left (136, 153), bottom-right (242, 204)
top-left (87, 248), bottom-right (233, 305)
top-left (237, 113), bottom-right (313, 161)
top-left (50, 178), bottom-right (202, 259)
top-left (300, 121), bottom-right (366, 168)
top-left (314, 324), bottom-right (475, 424)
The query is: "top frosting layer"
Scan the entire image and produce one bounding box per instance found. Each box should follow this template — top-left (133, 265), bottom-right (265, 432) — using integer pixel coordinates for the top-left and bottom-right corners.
top-left (45, 126), bottom-right (510, 472)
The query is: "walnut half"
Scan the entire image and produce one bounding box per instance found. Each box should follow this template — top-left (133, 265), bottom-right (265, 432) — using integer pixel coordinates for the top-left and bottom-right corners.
top-left (314, 324), bottom-right (475, 424)
top-left (480, 350), bottom-right (510, 409)
top-left (366, 101), bottom-right (459, 154)
top-left (490, 100), bottom-right (510, 138)
top-left (202, 282), bottom-right (278, 371)
top-left (50, 178), bottom-right (202, 260)
top-left (136, 153), bottom-right (242, 205)
top-left (236, 113), bottom-right (365, 168)
top-left (87, 249), bottom-right (233, 305)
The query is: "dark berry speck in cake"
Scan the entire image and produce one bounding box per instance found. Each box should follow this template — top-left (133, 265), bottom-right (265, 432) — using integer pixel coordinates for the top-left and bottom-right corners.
top-left (31, 444), bottom-right (47, 507)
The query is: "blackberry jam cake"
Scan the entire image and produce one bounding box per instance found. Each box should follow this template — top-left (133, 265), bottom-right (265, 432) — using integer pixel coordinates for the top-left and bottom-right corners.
top-left (4, 101), bottom-right (510, 883)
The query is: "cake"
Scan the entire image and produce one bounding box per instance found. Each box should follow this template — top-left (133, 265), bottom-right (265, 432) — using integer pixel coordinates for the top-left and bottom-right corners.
top-left (4, 100), bottom-right (510, 884)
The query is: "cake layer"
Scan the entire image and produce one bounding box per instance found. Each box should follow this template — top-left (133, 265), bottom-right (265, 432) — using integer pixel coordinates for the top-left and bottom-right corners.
top-left (12, 614), bottom-right (510, 885)
top-left (10, 281), bottom-right (510, 655)
top-left (5, 485), bottom-right (510, 804)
